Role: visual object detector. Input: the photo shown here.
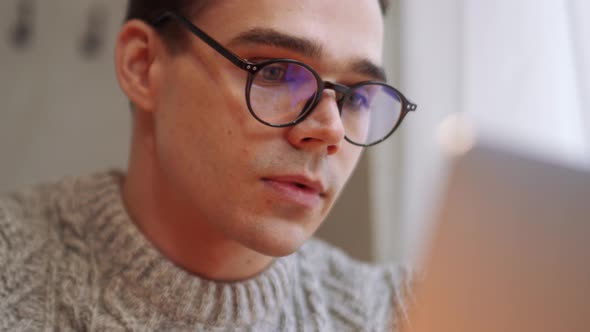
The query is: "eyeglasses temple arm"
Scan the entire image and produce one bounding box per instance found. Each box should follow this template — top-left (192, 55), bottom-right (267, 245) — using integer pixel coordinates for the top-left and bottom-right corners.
top-left (151, 11), bottom-right (254, 70)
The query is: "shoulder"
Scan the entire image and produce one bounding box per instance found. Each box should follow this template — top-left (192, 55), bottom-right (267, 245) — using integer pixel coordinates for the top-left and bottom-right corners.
top-left (0, 171), bottom-right (121, 329)
top-left (0, 181), bottom-right (62, 260)
top-left (0, 174), bottom-right (84, 241)
top-left (0, 170), bottom-right (120, 263)
top-left (298, 238), bottom-right (412, 295)
top-left (0, 170), bottom-right (123, 238)
top-left (0, 180), bottom-right (67, 329)
top-left (297, 238), bottom-right (413, 331)
top-left (0, 170), bottom-right (123, 257)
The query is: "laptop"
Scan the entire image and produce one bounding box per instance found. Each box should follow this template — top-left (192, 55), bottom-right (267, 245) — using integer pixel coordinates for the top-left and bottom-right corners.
top-left (402, 141), bottom-right (590, 332)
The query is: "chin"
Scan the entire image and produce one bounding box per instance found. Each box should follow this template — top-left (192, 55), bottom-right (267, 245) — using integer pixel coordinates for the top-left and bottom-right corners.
top-left (263, 241), bottom-right (304, 257)
top-left (240, 222), bottom-right (312, 258)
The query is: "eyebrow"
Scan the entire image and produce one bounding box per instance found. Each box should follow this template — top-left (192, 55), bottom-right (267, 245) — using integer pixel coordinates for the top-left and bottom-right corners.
top-left (350, 59), bottom-right (388, 82)
top-left (228, 28), bottom-right (387, 82)
top-left (229, 28), bottom-right (324, 59)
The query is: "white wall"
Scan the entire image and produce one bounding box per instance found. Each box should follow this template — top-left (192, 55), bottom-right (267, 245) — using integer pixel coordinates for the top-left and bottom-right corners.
top-left (0, 0), bottom-right (129, 192)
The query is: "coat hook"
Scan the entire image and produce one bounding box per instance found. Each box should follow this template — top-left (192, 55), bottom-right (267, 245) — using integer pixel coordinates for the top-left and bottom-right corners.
top-left (79, 4), bottom-right (108, 60)
top-left (9, 0), bottom-right (36, 50)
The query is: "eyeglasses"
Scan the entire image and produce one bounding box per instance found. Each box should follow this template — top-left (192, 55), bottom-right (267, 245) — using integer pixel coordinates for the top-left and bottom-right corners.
top-left (151, 12), bottom-right (417, 147)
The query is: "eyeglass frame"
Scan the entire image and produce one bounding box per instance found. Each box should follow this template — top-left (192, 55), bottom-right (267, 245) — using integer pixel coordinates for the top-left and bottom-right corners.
top-left (150, 11), bottom-right (418, 147)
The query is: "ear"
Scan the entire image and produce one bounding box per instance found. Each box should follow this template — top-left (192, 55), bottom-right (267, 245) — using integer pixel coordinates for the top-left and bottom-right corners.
top-left (115, 20), bottom-right (162, 112)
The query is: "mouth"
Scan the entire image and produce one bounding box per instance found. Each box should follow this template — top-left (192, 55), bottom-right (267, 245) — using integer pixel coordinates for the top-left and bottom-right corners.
top-left (262, 176), bottom-right (326, 208)
top-left (263, 176), bottom-right (325, 195)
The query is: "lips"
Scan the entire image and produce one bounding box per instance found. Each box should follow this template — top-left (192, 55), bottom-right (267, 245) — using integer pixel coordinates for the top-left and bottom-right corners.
top-left (262, 175), bottom-right (326, 208)
top-left (263, 176), bottom-right (325, 196)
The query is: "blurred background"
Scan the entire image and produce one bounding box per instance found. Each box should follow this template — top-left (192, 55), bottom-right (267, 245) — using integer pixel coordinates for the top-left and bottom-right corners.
top-left (1, 0), bottom-right (588, 263)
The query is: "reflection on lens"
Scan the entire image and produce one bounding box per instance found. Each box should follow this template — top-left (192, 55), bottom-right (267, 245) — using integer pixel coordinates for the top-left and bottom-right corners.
top-left (341, 84), bottom-right (403, 145)
top-left (249, 62), bottom-right (317, 125)
top-left (247, 62), bottom-right (405, 146)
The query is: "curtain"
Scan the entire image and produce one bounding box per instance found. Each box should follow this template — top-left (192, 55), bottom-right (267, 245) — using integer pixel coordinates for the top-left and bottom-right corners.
top-left (376, 0), bottom-right (590, 261)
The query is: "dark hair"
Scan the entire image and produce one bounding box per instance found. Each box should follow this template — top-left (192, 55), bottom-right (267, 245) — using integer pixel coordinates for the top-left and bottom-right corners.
top-left (126, 0), bottom-right (199, 22)
top-left (125, 0), bottom-right (390, 51)
top-left (126, 0), bottom-right (391, 23)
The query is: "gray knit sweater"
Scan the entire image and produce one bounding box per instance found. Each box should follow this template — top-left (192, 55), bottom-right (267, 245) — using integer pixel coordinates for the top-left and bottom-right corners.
top-left (0, 171), bottom-right (411, 331)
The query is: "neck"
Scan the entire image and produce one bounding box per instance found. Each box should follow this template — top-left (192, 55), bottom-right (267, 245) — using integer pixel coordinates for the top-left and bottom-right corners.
top-left (122, 113), bottom-right (273, 281)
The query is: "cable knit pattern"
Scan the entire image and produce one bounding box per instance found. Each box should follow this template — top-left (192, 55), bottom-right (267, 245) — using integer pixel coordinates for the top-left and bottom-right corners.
top-left (0, 171), bottom-right (411, 331)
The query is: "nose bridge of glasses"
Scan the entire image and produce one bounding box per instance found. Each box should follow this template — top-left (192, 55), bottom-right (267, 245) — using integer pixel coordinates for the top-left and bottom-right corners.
top-left (303, 81), bottom-right (348, 126)
top-left (322, 81), bottom-right (348, 102)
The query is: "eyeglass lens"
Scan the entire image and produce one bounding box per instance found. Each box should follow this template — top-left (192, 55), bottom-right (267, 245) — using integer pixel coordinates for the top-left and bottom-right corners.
top-left (248, 61), bottom-right (403, 146)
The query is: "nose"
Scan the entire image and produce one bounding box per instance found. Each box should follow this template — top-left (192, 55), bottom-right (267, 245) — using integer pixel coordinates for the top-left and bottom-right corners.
top-left (285, 89), bottom-right (346, 155)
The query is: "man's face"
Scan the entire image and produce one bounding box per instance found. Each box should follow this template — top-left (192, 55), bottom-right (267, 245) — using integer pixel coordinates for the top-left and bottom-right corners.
top-left (151, 0), bottom-right (384, 256)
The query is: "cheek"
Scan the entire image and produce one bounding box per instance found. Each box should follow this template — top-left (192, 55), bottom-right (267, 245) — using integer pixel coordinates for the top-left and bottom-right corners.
top-left (155, 63), bottom-right (251, 147)
top-left (152, 79), bottom-right (258, 191)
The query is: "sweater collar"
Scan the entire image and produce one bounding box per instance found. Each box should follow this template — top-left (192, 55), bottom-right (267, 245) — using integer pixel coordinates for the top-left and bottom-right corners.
top-left (76, 170), bottom-right (297, 328)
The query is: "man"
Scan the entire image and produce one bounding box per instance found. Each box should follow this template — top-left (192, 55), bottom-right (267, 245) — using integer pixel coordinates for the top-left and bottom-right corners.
top-left (0, 0), bottom-right (416, 330)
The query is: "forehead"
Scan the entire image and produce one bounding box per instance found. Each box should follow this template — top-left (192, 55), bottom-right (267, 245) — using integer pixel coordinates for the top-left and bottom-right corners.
top-left (194, 0), bottom-right (385, 66)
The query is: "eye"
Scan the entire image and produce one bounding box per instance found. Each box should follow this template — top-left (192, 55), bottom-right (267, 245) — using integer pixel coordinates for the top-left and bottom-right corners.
top-left (345, 91), bottom-right (370, 111)
top-left (260, 64), bottom-right (287, 82)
